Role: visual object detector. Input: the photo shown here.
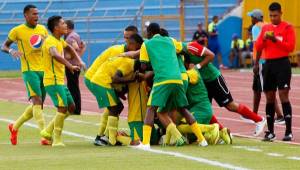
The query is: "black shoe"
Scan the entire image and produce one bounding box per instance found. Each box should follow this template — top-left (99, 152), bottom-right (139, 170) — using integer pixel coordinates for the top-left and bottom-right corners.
top-left (262, 131), bottom-right (276, 142)
top-left (94, 135), bottom-right (108, 146)
top-left (274, 117), bottom-right (285, 125)
top-left (282, 133), bottom-right (293, 141)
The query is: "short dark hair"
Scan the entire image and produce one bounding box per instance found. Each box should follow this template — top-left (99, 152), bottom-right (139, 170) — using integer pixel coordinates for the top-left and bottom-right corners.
top-left (129, 33), bottom-right (144, 45)
top-left (23, 4), bottom-right (37, 14)
top-left (125, 25), bottom-right (138, 33)
top-left (160, 28), bottom-right (169, 37)
top-left (147, 23), bottom-right (160, 35)
top-left (47, 15), bottom-right (62, 33)
top-left (269, 2), bottom-right (281, 11)
top-left (65, 20), bottom-right (74, 30)
top-left (212, 15), bottom-right (218, 20)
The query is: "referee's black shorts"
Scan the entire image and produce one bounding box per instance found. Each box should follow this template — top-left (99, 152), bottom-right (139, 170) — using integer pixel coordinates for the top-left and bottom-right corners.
top-left (262, 57), bottom-right (291, 92)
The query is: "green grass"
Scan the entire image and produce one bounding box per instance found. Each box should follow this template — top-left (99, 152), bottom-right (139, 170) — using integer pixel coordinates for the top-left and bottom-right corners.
top-left (0, 100), bottom-right (300, 170)
top-left (0, 70), bottom-right (22, 78)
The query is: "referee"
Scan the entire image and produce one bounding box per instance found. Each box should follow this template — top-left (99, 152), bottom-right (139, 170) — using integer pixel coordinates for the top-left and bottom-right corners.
top-left (255, 2), bottom-right (296, 141)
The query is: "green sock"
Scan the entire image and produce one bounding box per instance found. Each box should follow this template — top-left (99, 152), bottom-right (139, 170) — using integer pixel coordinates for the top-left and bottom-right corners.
top-left (53, 112), bottom-right (66, 144)
top-left (13, 105), bottom-right (33, 130)
top-left (32, 105), bottom-right (45, 131)
top-left (107, 116), bottom-right (118, 145)
top-left (98, 108), bottom-right (109, 136)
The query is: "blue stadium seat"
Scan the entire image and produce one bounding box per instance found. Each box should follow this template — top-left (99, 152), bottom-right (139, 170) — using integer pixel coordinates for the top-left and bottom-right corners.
top-left (49, 1), bottom-right (94, 10)
top-left (2, 1), bottom-right (49, 11)
top-left (0, 12), bottom-right (12, 20)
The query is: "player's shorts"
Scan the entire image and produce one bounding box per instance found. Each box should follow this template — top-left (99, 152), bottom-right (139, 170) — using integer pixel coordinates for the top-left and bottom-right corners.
top-left (204, 75), bottom-right (233, 107)
top-left (189, 102), bottom-right (213, 124)
top-left (262, 57), bottom-right (291, 91)
top-left (90, 83), bottom-right (121, 108)
top-left (148, 83), bottom-right (188, 111)
top-left (128, 121), bottom-right (143, 141)
top-left (45, 85), bottom-right (74, 107)
top-left (182, 73), bottom-right (189, 92)
top-left (22, 71), bottom-right (46, 101)
top-left (84, 77), bottom-right (93, 92)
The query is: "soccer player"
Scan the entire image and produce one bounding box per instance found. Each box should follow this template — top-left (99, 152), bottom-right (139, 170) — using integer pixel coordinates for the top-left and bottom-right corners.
top-left (138, 23), bottom-right (208, 149)
top-left (1, 4), bottom-right (49, 145)
top-left (255, 2), bottom-right (296, 141)
top-left (248, 9), bottom-right (284, 124)
top-left (41, 15), bottom-right (85, 147)
top-left (186, 41), bottom-right (266, 136)
top-left (90, 34), bottom-right (143, 146)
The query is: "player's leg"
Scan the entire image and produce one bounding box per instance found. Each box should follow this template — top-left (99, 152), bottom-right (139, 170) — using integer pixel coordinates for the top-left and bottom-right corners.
top-left (107, 103), bottom-right (124, 145)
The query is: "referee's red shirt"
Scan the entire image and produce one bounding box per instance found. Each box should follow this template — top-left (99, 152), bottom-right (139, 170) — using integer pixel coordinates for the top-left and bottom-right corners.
top-left (255, 21), bottom-right (296, 60)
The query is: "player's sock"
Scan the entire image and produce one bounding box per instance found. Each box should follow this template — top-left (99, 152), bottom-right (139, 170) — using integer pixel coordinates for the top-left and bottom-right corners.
top-left (266, 103), bottom-right (275, 133)
top-left (32, 105), bottom-right (45, 131)
top-left (107, 116), bottom-right (118, 145)
top-left (142, 125), bottom-right (152, 145)
top-left (282, 102), bottom-right (292, 134)
top-left (190, 122), bottom-right (205, 142)
top-left (116, 135), bottom-right (131, 145)
top-left (209, 115), bottom-right (224, 130)
top-left (13, 105), bottom-right (33, 130)
top-left (44, 112), bottom-right (69, 137)
top-left (53, 112), bottom-right (65, 145)
top-left (237, 104), bottom-right (262, 122)
top-left (164, 125), bottom-right (171, 145)
top-left (98, 108), bottom-right (109, 136)
top-left (177, 124), bottom-right (214, 133)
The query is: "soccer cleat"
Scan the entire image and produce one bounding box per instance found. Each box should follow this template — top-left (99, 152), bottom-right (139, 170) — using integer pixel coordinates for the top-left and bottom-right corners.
top-left (40, 138), bottom-right (52, 145)
top-left (135, 143), bottom-right (151, 150)
top-left (262, 131), bottom-right (276, 142)
top-left (8, 123), bottom-right (18, 145)
top-left (198, 139), bottom-right (208, 147)
top-left (209, 124), bottom-right (220, 145)
top-left (220, 127), bottom-right (233, 144)
top-left (175, 137), bottom-right (185, 147)
top-left (40, 129), bottom-right (52, 141)
top-left (274, 117), bottom-right (285, 125)
top-left (254, 117), bottom-right (266, 136)
top-left (94, 135), bottom-right (108, 146)
top-left (52, 142), bottom-right (65, 147)
top-left (282, 133), bottom-right (293, 141)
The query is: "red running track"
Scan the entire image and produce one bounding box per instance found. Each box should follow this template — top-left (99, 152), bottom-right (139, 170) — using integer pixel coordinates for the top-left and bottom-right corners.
top-left (0, 70), bottom-right (299, 144)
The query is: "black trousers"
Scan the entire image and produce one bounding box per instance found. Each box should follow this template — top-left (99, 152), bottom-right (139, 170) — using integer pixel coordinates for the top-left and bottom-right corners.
top-left (66, 68), bottom-right (81, 115)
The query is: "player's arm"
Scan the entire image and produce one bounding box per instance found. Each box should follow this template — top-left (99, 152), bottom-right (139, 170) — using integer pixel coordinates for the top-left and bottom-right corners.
top-left (187, 41), bottom-right (215, 69)
top-left (139, 43), bottom-right (152, 72)
top-left (65, 44), bottom-right (86, 69)
top-left (79, 41), bottom-right (86, 57)
top-left (1, 39), bottom-right (22, 59)
top-left (118, 50), bottom-right (140, 59)
top-left (49, 47), bottom-right (80, 74)
top-left (112, 70), bottom-right (137, 84)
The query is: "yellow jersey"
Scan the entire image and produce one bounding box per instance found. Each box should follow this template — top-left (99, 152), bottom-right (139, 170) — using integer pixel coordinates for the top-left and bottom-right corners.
top-left (85, 44), bottom-right (126, 80)
top-left (91, 57), bottom-right (135, 88)
top-left (127, 81), bottom-right (148, 122)
top-left (42, 35), bottom-right (68, 86)
top-left (8, 23), bottom-right (48, 72)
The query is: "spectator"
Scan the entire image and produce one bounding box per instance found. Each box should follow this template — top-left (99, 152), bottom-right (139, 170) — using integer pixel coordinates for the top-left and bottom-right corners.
top-left (64, 20), bottom-right (86, 115)
top-left (208, 16), bottom-right (227, 69)
top-left (192, 22), bottom-right (208, 46)
top-left (229, 33), bottom-right (244, 68)
top-left (241, 31), bottom-right (253, 67)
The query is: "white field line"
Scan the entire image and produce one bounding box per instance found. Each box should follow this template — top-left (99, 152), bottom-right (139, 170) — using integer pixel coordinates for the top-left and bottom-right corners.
top-left (0, 118), bottom-right (250, 170)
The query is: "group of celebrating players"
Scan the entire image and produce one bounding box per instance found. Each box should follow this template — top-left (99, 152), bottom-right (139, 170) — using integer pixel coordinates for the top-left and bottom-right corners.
top-left (2, 4), bottom-right (268, 148)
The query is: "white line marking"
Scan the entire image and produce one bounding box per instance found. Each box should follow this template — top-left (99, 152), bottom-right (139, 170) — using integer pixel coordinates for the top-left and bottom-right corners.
top-left (287, 156), bottom-right (300, 161)
top-left (266, 153), bottom-right (284, 157)
top-left (232, 146), bottom-right (263, 152)
top-left (0, 118), bottom-right (250, 170)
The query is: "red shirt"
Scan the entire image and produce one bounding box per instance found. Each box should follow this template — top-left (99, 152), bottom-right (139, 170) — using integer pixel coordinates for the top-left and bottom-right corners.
top-left (255, 21), bottom-right (296, 60)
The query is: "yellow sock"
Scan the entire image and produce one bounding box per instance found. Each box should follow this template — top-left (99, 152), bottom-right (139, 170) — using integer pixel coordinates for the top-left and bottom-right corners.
top-left (142, 125), bottom-right (152, 145)
top-left (177, 124), bottom-right (192, 134)
top-left (44, 112), bottom-right (69, 136)
top-left (190, 122), bottom-right (205, 142)
top-left (167, 123), bottom-right (182, 141)
top-left (107, 116), bottom-right (118, 145)
top-left (198, 124), bottom-right (214, 133)
top-left (13, 105), bottom-right (33, 130)
top-left (32, 105), bottom-right (45, 131)
top-left (164, 124), bottom-right (172, 145)
top-left (98, 108), bottom-right (109, 136)
top-left (53, 112), bottom-right (66, 144)
top-left (117, 135), bottom-right (131, 145)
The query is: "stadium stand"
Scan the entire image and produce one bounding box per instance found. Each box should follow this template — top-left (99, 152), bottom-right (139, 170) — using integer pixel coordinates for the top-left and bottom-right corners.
top-left (0, 0), bottom-right (238, 69)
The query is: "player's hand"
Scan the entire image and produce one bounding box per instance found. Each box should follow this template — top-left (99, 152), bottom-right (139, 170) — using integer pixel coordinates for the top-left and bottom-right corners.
top-left (68, 65), bottom-right (80, 74)
top-left (264, 31), bottom-right (276, 42)
top-left (9, 49), bottom-right (22, 59)
top-left (253, 63), bottom-right (259, 75)
top-left (136, 73), bottom-right (145, 82)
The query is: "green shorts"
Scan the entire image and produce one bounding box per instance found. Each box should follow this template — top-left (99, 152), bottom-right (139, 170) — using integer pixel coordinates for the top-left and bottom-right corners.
top-left (189, 101), bottom-right (213, 124)
top-left (45, 85), bottom-right (74, 108)
top-left (22, 71), bottom-right (46, 101)
top-left (84, 78), bottom-right (93, 92)
top-left (150, 83), bottom-right (188, 112)
top-left (90, 83), bottom-right (121, 108)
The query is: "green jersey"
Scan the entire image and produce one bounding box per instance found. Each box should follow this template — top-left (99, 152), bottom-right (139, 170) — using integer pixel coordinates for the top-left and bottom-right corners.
top-left (186, 69), bottom-right (209, 105)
